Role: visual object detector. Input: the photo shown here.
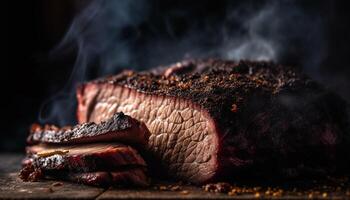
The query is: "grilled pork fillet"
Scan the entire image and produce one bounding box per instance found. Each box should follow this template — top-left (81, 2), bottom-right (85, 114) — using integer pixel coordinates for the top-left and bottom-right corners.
top-left (76, 59), bottom-right (350, 183)
top-left (27, 112), bottom-right (150, 147)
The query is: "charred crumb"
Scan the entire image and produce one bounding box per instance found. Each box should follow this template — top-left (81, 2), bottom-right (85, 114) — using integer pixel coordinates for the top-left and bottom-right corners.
top-left (254, 192), bottom-right (261, 198)
top-left (159, 186), bottom-right (167, 191)
top-left (202, 182), bottom-right (231, 193)
top-left (154, 184), bottom-right (183, 191)
top-left (163, 61), bottom-right (195, 78)
top-left (19, 163), bottom-right (43, 182)
top-left (231, 104), bottom-right (238, 113)
top-left (180, 190), bottom-right (189, 195)
top-left (170, 185), bottom-right (181, 191)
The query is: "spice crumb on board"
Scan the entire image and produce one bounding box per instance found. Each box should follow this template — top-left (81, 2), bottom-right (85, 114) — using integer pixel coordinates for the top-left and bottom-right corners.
top-left (170, 186), bottom-right (181, 191)
top-left (254, 192), bottom-right (260, 198)
top-left (322, 192), bottom-right (328, 198)
top-left (308, 193), bottom-right (313, 199)
top-left (159, 186), bottom-right (167, 191)
top-left (51, 182), bottom-right (63, 187)
top-left (201, 177), bottom-right (350, 198)
top-left (180, 190), bottom-right (189, 195)
top-left (203, 182), bottom-right (231, 193)
top-left (153, 184), bottom-right (182, 191)
top-left (231, 104), bottom-right (238, 112)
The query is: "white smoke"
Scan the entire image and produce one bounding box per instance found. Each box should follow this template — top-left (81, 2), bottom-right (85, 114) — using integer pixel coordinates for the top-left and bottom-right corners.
top-left (40, 0), bottom-right (326, 125)
top-left (224, 4), bottom-right (278, 61)
top-left (40, 0), bottom-right (149, 125)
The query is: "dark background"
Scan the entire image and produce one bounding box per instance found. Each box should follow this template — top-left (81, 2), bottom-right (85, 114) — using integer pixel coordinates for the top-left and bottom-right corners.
top-left (4, 0), bottom-right (350, 152)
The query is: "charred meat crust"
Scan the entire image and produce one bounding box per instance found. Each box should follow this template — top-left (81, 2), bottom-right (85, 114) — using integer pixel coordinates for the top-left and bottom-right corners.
top-left (19, 163), bottom-right (43, 182)
top-left (81, 59), bottom-right (325, 138)
top-left (27, 112), bottom-right (150, 146)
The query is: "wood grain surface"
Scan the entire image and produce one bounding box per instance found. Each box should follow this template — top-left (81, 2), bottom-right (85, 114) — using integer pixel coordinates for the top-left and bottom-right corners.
top-left (0, 154), bottom-right (349, 199)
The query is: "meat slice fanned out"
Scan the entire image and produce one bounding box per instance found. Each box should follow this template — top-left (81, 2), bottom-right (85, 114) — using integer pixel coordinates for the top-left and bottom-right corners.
top-left (20, 143), bottom-right (149, 186)
top-left (27, 112), bottom-right (150, 146)
top-left (24, 143), bottom-right (146, 172)
top-left (21, 112), bottom-right (151, 187)
top-left (76, 59), bottom-right (350, 183)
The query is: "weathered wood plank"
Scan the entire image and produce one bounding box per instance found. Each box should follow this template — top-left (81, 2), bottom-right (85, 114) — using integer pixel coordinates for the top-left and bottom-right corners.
top-left (0, 173), bottom-right (105, 199)
top-left (97, 185), bottom-right (244, 200)
top-left (97, 183), bottom-right (349, 200)
top-left (0, 154), bottom-right (349, 199)
top-left (0, 153), bottom-right (23, 173)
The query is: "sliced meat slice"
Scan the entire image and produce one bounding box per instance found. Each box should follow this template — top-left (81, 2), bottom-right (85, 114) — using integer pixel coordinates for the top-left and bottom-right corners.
top-left (27, 112), bottom-right (150, 146)
top-left (60, 168), bottom-right (149, 187)
top-left (20, 165), bottom-right (149, 187)
top-left (25, 143), bottom-right (146, 172)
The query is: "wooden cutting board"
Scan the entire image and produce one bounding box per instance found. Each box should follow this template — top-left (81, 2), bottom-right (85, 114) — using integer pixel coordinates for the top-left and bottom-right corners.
top-left (0, 154), bottom-right (349, 199)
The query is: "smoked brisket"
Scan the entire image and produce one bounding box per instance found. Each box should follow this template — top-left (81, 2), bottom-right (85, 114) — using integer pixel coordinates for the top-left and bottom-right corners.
top-left (76, 59), bottom-right (350, 183)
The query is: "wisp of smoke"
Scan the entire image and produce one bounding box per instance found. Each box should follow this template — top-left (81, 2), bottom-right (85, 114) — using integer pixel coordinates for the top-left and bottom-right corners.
top-left (39, 0), bottom-right (326, 125)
